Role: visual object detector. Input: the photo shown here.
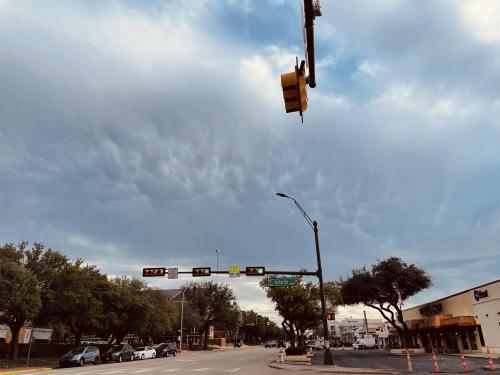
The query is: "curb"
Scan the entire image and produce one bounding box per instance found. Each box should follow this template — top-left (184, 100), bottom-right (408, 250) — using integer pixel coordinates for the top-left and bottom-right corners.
top-left (0, 368), bottom-right (52, 374)
top-left (269, 362), bottom-right (397, 374)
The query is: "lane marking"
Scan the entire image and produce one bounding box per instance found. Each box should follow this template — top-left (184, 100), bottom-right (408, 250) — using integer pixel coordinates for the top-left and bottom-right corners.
top-left (0, 370), bottom-right (52, 375)
top-left (177, 359), bottom-right (197, 362)
top-left (224, 369), bottom-right (241, 373)
top-left (191, 369), bottom-right (210, 372)
top-left (131, 370), bottom-right (153, 373)
top-left (160, 370), bottom-right (181, 373)
top-left (97, 371), bottom-right (125, 374)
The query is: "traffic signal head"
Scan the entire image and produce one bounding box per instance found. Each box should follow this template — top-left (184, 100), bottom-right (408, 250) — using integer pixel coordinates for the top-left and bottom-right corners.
top-left (327, 312), bottom-right (335, 321)
top-left (192, 267), bottom-right (211, 277)
top-left (281, 60), bottom-right (307, 119)
top-left (143, 267), bottom-right (166, 277)
top-left (245, 266), bottom-right (265, 276)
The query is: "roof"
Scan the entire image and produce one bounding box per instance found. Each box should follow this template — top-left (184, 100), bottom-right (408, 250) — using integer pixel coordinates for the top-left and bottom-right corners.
top-left (404, 279), bottom-right (500, 312)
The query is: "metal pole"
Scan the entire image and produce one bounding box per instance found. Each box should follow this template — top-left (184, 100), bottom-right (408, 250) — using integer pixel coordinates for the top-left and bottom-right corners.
top-left (179, 289), bottom-right (185, 353)
top-left (216, 249), bottom-right (220, 274)
top-left (313, 221), bottom-right (333, 365)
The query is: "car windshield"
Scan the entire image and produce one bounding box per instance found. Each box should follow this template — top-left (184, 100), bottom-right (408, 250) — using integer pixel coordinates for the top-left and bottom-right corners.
top-left (111, 345), bottom-right (123, 352)
top-left (68, 347), bottom-right (85, 355)
top-left (135, 347), bottom-right (145, 351)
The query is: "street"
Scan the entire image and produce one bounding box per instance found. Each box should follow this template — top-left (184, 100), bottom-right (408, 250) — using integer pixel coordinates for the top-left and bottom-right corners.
top-left (8, 347), bottom-right (299, 375)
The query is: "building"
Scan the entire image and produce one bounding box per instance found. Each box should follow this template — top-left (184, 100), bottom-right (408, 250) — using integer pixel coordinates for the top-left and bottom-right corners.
top-left (328, 318), bottom-right (384, 344)
top-left (403, 279), bottom-right (500, 354)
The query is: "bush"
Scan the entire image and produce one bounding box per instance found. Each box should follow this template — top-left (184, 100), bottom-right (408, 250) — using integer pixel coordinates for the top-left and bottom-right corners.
top-left (285, 346), bottom-right (307, 356)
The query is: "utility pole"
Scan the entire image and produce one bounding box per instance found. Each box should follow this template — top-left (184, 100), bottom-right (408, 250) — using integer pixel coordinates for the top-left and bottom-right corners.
top-left (363, 310), bottom-right (369, 337)
top-left (216, 249), bottom-right (220, 274)
top-left (179, 289), bottom-right (185, 353)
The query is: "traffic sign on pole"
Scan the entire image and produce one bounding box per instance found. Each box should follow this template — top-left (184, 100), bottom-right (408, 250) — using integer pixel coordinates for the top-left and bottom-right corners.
top-left (168, 267), bottom-right (178, 279)
top-left (267, 277), bottom-right (296, 287)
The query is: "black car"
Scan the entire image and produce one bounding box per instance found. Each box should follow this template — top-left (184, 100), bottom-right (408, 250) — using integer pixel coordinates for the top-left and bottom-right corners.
top-left (155, 342), bottom-right (177, 357)
top-left (277, 340), bottom-right (286, 348)
top-left (102, 343), bottom-right (135, 363)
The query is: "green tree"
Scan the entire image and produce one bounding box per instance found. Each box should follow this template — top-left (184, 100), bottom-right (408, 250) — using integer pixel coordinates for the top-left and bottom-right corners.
top-left (260, 276), bottom-right (341, 347)
top-left (0, 242), bottom-right (42, 359)
top-left (183, 282), bottom-right (235, 350)
top-left (340, 257), bottom-right (432, 348)
top-left (140, 288), bottom-right (174, 343)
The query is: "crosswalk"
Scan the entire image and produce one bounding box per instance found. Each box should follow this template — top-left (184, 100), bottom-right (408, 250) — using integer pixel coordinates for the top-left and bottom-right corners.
top-left (17, 367), bottom-right (243, 375)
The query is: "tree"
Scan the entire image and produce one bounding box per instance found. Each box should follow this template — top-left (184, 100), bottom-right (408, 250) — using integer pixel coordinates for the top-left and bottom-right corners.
top-left (0, 242), bottom-right (42, 359)
top-left (340, 257), bottom-right (432, 348)
top-left (183, 282), bottom-right (235, 350)
top-left (260, 276), bottom-right (341, 347)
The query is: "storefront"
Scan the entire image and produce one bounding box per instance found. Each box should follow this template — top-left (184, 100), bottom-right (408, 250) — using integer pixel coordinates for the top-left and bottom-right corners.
top-left (403, 279), bottom-right (499, 354)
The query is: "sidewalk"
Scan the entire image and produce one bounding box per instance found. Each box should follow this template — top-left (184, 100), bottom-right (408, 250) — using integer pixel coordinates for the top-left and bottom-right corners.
top-left (270, 355), bottom-right (396, 374)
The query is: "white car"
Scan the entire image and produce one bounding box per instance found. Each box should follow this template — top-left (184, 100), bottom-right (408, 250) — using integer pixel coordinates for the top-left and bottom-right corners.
top-left (133, 346), bottom-right (156, 360)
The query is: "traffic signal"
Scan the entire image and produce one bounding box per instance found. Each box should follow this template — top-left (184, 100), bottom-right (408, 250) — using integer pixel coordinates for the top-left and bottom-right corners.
top-left (245, 266), bottom-right (265, 276)
top-left (281, 59), bottom-right (307, 120)
top-left (192, 267), bottom-right (211, 277)
top-left (327, 312), bottom-right (335, 321)
top-left (143, 267), bottom-right (166, 277)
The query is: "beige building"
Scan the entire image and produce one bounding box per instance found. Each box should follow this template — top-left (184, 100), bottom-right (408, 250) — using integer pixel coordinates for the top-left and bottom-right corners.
top-left (403, 279), bottom-right (500, 354)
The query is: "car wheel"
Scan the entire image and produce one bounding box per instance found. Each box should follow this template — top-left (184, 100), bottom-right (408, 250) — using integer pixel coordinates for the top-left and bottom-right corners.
top-left (117, 355), bottom-right (122, 363)
top-left (79, 358), bottom-right (84, 367)
top-left (94, 356), bottom-right (100, 365)
top-left (173, 351), bottom-right (176, 357)
top-left (130, 354), bottom-right (134, 361)
top-left (152, 353), bottom-right (156, 359)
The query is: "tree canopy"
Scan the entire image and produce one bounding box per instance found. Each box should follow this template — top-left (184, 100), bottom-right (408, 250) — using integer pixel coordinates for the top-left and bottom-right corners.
top-left (340, 257), bottom-right (432, 347)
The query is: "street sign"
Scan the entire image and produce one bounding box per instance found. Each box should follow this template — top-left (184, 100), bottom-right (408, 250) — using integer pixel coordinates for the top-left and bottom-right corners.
top-left (168, 267), bottom-right (178, 279)
top-left (228, 265), bottom-right (240, 278)
top-left (267, 277), bottom-right (296, 287)
top-left (143, 267), bottom-right (166, 277)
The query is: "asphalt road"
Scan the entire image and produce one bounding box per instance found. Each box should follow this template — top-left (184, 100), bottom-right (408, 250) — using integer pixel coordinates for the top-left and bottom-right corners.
top-left (10, 347), bottom-right (294, 375)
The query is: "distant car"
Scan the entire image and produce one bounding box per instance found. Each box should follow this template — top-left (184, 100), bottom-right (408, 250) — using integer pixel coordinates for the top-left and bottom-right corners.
top-left (155, 342), bottom-right (178, 357)
top-left (234, 341), bottom-right (242, 348)
top-left (59, 345), bottom-right (100, 367)
top-left (103, 343), bottom-right (135, 363)
top-left (134, 346), bottom-right (156, 360)
top-left (265, 340), bottom-right (277, 348)
top-left (277, 340), bottom-right (286, 348)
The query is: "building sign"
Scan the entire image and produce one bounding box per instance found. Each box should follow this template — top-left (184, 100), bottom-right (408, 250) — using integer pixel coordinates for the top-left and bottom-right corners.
top-left (473, 289), bottom-right (489, 301)
top-left (419, 302), bottom-right (443, 317)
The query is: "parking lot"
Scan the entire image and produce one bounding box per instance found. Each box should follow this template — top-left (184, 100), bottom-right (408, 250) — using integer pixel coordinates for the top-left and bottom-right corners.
top-left (318, 350), bottom-right (500, 373)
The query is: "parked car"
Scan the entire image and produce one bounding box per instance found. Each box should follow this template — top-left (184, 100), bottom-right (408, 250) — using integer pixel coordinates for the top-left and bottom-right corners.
top-left (155, 342), bottom-right (178, 357)
top-left (265, 340), bottom-right (277, 348)
top-left (233, 341), bottom-right (242, 348)
top-left (353, 336), bottom-right (376, 350)
top-left (102, 343), bottom-right (135, 363)
top-left (59, 345), bottom-right (100, 367)
top-left (277, 340), bottom-right (286, 348)
top-left (134, 346), bottom-right (156, 360)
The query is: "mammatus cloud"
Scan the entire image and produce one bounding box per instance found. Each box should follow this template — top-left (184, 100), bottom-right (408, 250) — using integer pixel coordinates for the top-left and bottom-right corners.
top-left (1, 1), bottom-right (499, 321)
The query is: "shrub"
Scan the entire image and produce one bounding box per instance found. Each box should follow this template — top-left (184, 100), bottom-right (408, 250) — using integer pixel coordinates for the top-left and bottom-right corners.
top-left (285, 346), bottom-right (307, 356)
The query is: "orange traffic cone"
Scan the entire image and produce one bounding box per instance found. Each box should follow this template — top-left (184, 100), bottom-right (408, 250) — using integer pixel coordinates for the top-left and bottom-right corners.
top-left (431, 348), bottom-right (441, 373)
top-left (406, 350), bottom-right (413, 373)
top-left (487, 347), bottom-right (495, 371)
top-left (460, 350), bottom-right (469, 373)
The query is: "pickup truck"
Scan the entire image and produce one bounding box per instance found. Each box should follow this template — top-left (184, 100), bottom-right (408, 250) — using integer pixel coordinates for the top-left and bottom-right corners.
top-left (353, 336), bottom-right (376, 349)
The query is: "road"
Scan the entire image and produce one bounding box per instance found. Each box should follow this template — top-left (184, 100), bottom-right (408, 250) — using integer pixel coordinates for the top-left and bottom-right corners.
top-left (9, 347), bottom-right (300, 375)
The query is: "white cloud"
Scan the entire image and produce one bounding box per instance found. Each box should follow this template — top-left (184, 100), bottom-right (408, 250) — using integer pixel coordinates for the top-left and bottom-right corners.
top-left (461, 0), bottom-right (500, 43)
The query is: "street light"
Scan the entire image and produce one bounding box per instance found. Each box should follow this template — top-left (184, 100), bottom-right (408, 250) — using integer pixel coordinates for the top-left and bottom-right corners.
top-left (216, 249), bottom-right (220, 274)
top-left (276, 192), bottom-right (334, 365)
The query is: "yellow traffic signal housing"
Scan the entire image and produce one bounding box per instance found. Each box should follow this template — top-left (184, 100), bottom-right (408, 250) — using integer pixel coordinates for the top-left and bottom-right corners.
top-left (192, 267), bottom-right (211, 277)
top-left (246, 266), bottom-right (266, 276)
top-left (143, 267), bottom-right (166, 277)
top-left (281, 60), bottom-right (307, 120)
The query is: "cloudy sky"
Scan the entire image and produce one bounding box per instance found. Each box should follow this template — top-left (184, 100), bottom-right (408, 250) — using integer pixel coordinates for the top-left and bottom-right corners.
top-left (1, 0), bottom-right (500, 322)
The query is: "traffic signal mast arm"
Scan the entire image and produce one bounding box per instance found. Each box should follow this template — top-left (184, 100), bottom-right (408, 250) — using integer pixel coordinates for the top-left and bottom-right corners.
top-left (142, 267), bottom-right (317, 277)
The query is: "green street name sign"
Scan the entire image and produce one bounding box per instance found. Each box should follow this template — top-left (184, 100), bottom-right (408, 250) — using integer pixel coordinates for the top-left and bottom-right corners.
top-left (267, 277), bottom-right (297, 287)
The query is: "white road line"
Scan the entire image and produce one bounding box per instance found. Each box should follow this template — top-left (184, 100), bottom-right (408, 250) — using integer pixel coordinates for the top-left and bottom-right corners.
top-left (177, 359), bottom-right (198, 362)
top-left (131, 370), bottom-right (154, 373)
top-left (191, 368), bottom-right (210, 372)
top-left (160, 370), bottom-right (181, 373)
top-left (97, 371), bottom-right (125, 374)
top-left (224, 369), bottom-right (241, 373)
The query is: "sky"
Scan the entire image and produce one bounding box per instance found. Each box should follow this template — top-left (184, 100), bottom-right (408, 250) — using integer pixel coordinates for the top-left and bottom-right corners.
top-left (1, 0), bottom-right (500, 323)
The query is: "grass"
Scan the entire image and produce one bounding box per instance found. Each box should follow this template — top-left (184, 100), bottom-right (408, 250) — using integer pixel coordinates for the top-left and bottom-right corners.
top-left (0, 358), bottom-right (58, 369)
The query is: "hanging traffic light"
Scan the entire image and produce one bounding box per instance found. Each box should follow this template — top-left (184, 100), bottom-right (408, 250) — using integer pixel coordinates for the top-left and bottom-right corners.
top-left (281, 59), bottom-right (307, 121)
top-left (327, 312), bottom-right (335, 321)
top-left (245, 266), bottom-right (266, 276)
top-left (143, 267), bottom-right (166, 277)
top-left (192, 267), bottom-right (211, 277)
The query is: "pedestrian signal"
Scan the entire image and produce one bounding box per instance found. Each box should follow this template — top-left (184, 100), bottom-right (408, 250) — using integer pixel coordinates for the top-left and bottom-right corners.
top-left (327, 312), bottom-right (335, 321)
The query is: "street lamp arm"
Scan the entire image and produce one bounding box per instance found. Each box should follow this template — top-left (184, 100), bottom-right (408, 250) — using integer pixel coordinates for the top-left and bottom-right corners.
top-left (275, 193), bottom-right (314, 229)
